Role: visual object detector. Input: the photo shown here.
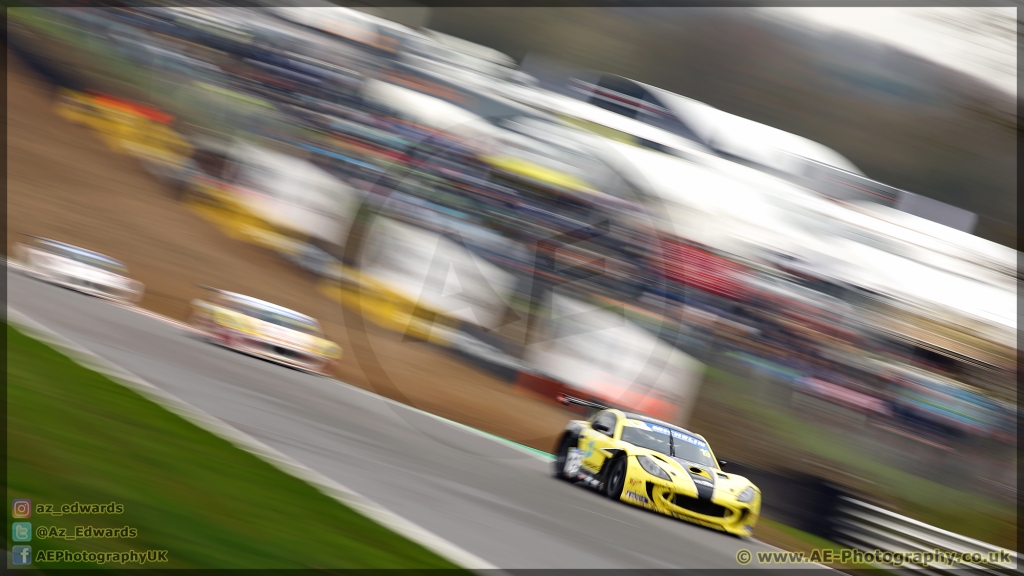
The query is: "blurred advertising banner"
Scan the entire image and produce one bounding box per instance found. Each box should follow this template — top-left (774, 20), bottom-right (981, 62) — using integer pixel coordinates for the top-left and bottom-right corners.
top-left (524, 294), bottom-right (705, 425)
top-left (660, 240), bottom-right (750, 301)
top-left (360, 217), bottom-right (517, 331)
top-left (795, 377), bottom-right (891, 417)
top-left (205, 141), bottom-right (365, 247)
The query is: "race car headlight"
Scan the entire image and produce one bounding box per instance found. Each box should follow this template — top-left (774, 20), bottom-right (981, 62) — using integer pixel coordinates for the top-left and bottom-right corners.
top-left (636, 455), bottom-right (671, 481)
top-left (737, 487), bottom-right (755, 503)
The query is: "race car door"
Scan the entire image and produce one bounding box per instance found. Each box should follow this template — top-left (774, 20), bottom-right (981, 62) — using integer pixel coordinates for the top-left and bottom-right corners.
top-left (579, 410), bottom-right (620, 474)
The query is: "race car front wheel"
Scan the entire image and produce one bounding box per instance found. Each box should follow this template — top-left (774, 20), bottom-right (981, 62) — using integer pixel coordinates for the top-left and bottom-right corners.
top-left (603, 456), bottom-right (626, 500)
top-left (187, 312), bottom-right (215, 343)
top-left (553, 432), bottom-right (581, 483)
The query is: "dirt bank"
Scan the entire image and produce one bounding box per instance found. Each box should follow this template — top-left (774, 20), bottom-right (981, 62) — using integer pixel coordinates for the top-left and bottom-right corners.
top-left (6, 51), bottom-right (574, 453)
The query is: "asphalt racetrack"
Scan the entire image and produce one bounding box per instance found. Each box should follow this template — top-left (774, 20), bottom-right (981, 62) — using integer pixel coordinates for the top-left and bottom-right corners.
top-left (8, 267), bottom-right (816, 571)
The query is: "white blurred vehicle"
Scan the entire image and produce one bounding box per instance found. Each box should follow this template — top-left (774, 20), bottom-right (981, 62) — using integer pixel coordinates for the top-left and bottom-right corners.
top-left (15, 237), bottom-right (144, 304)
top-left (189, 287), bottom-right (342, 377)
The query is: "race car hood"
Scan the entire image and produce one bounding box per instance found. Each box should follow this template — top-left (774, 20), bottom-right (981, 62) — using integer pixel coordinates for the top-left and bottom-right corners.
top-left (246, 318), bottom-right (340, 357)
top-left (250, 319), bottom-right (316, 346)
top-left (628, 448), bottom-right (756, 502)
top-left (53, 259), bottom-right (131, 286)
top-left (674, 460), bottom-right (757, 502)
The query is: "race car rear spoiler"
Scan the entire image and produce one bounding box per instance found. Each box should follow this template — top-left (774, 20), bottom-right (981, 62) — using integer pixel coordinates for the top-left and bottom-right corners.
top-left (558, 394), bottom-right (609, 418)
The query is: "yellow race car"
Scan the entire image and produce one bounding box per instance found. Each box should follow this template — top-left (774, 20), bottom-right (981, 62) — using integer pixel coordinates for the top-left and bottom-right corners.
top-left (189, 287), bottom-right (342, 377)
top-left (553, 396), bottom-right (761, 537)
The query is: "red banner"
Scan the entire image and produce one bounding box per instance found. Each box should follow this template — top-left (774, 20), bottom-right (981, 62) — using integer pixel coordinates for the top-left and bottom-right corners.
top-left (660, 241), bottom-right (748, 301)
top-left (83, 90), bottom-right (174, 124)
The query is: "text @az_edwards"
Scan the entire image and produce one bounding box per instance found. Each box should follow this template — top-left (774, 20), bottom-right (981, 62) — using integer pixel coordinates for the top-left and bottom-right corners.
top-left (35, 525), bottom-right (138, 539)
top-left (736, 548), bottom-right (1015, 568)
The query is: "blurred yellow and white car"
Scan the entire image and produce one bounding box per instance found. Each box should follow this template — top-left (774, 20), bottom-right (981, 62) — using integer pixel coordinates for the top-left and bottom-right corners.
top-left (15, 237), bottom-right (144, 304)
top-left (189, 287), bottom-right (342, 377)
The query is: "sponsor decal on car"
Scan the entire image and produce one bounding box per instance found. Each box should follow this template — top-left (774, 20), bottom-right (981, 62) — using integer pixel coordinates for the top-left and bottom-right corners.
top-left (625, 491), bottom-right (650, 505)
top-left (649, 424), bottom-right (672, 436)
top-left (671, 429), bottom-right (708, 448)
top-left (628, 478), bottom-right (644, 487)
top-left (629, 421), bottom-right (709, 449)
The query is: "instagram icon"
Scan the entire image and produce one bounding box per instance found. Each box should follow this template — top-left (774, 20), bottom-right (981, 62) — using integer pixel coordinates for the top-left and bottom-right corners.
top-left (12, 499), bottom-right (32, 518)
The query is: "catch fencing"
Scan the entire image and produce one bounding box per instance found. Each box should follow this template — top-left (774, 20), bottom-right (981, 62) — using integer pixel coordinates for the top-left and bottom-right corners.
top-left (830, 497), bottom-right (1017, 574)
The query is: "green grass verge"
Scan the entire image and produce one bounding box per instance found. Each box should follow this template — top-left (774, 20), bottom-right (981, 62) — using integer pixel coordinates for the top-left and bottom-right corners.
top-left (6, 323), bottom-right (464, 569)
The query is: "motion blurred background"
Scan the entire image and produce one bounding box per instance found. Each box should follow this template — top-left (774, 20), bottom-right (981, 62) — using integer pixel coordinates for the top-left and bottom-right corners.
top-left (6, 1), bottom-right (1017, 554)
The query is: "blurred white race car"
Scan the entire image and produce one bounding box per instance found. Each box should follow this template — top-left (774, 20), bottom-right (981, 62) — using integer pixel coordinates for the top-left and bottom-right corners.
top-left (189, 287), bottom-right (342, 377)
top-left (15, 237), bottom-right (144, 304)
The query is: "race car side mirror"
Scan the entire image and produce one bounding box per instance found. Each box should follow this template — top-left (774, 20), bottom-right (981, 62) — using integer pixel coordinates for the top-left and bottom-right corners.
top-left (718, 460), bottom-right (728, 469)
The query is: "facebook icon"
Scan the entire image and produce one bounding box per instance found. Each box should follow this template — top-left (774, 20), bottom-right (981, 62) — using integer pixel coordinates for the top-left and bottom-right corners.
top-left (12, 545), bottom-right (32, 565)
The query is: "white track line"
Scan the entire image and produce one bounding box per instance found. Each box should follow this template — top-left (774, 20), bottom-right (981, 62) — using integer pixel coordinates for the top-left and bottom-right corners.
top-left (6, 304), bottom-right (502, 573)
top-left (332, 376), bottom-right (558, 462)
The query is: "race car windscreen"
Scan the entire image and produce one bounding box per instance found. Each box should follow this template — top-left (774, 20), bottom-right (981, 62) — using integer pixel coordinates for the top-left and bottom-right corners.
top-left (230, 302), bottom-right (322, 335)
top-left (79, 256), bottom-right (128, 275)
top-left (671, 439), bottom-right (718, 468)
top-left (620, 426), bottom-right (671, 455)
top-left (626, 420), bottom-right (718, 467)
top-left (47, 245), bottom-right (128, 274)
top-left (264, 313), bottom-right (321, 335)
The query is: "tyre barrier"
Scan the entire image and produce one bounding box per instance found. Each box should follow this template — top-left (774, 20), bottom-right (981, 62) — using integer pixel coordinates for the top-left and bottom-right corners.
top-left (725, 462), bottom-right (1017, 573)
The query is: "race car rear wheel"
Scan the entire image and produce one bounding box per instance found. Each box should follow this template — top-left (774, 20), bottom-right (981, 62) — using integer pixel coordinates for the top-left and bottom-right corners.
top-left (553, 432), bottom-right (581, 483)
top-left (603, 456), bottom-right (626, 500)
